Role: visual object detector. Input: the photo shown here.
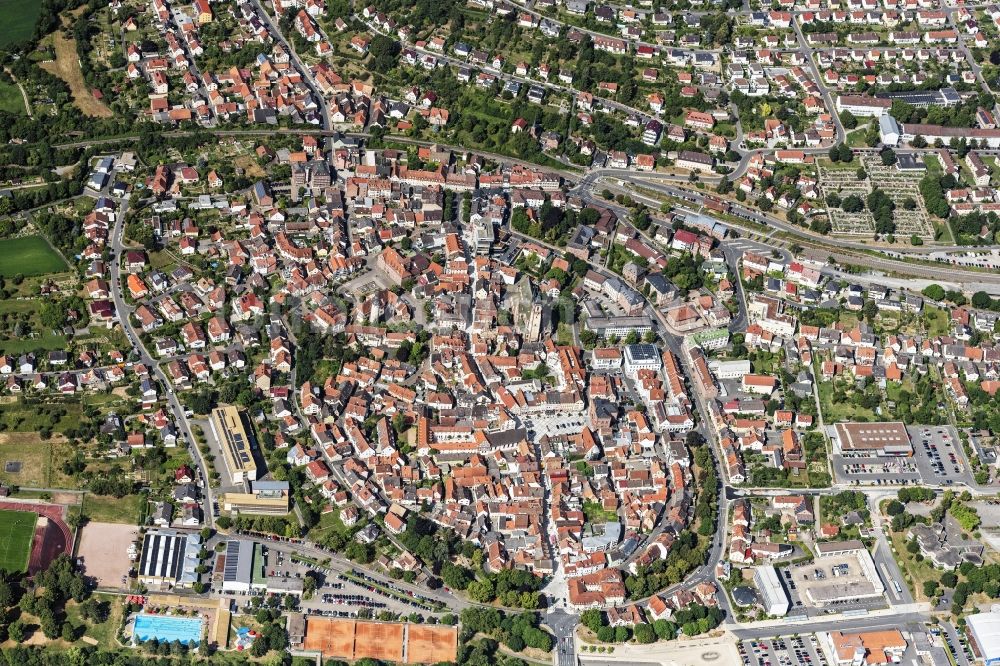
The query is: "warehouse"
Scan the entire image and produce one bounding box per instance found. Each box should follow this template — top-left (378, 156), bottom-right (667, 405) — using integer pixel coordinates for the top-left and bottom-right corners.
top-left (753, 565), bottom-right (789, 617)
top-left (966, 610), bottom-right (1000, 666)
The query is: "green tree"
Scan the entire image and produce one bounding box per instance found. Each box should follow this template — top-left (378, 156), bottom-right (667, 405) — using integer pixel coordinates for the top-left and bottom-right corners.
top-left (8, 620), bottom-right (24, 643)
top-left (921, 284), bottom-right (945, 301)
top-left (581, 609), bottom-right (604, 633)
top-left (634, 623), bottom-right (656, 643)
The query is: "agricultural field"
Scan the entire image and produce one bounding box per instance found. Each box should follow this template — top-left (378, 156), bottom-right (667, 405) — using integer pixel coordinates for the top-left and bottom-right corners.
top-left (0, 235), bottom-right (67, 277)
top-left (0, 0), bottom-right (42, 49)
top-left (0, 509), bottom-right (36, 573)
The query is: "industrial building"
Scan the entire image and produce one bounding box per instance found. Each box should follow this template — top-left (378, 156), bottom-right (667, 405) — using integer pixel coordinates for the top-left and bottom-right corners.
top-left (832, 422), bottom-right (913, 457)
top-left (753, 565), bottom-right (789, 617)
top-left (966, 609), bottom-right (1000, 666)
top-left (210, 405), bottom-right (259, 483)
top-left (138, 530), bottom-right (202, 588)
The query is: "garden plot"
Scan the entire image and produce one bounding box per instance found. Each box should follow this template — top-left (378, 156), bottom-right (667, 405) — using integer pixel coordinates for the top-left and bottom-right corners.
top-left (821, 156), bottom-right (933, 238)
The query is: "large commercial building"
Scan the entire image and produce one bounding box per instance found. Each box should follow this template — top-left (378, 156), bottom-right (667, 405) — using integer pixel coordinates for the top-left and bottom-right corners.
top-left (220, 540), bottom-right (266, 593)
top-left (802, 540), bottom-right (886, 607)
top-left (753, 565), bottom-right (789, 617)
top-left (210, 405), bottom-right (258, 483)
top-left (966, 609), bottom-right (1000, 666)
top-left (825, 630), bottom-right (907, 666)
top-left (832, 422), bottom-right (913, 457)
top-left (138, 530), bottom-right (201, 588)
top-left (218, 480), bottom-right (291, 516)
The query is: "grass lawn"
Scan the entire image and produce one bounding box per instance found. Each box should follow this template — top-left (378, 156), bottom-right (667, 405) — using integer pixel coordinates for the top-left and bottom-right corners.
top-left (81, 493), bottom-right (145, 525)
top-left (0, 0), bottom-right (43, 48)
top-left (816, 378), bottom-right (877, 423)
top-left (0, 399), bottom-right (82, 432)
top-left (0, 509), bottom-right (37, 572)
top-left (582, 501), bottom-right (618, 523)
top-left (310, 506), bottom-right (363, 542)
top-left (845, 127), bottom-right (870, 147)
top-left (889, 530), bottom-right (938, 601)
top-left (0, 330), bottom-right (67, 355)
top-left (65, 593), bottom-right (124, 648)
top-left (0, 236), bottom-right (67, 277)
top-left (922, 306), bottom-right (950, 337)
top-left (0, 432), bottom-right (78, 488)
top-left (818, 157), bottom-right (862, 172)
top-left (0, 81), bottom-right (26, 115)
top-left (37, 7), bottom-right (113, 118)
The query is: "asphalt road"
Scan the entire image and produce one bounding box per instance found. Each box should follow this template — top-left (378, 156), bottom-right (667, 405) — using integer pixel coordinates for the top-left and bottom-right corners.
top-left (109, 195), bottom-right (215, 528)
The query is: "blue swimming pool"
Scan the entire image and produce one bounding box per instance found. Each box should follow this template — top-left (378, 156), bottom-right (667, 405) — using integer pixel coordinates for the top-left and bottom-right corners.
top-left (133, 614), bottom-right (203, 645)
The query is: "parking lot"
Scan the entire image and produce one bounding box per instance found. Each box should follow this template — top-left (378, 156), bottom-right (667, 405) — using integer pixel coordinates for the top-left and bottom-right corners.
top-left (300, 577), bottom-right (417, 617)
top-left (832, 426), bottom-right (973, 487)
top-left (217, 547), bottom-right (442, 618)
top-left (740, 634), bottom-right (830, 666)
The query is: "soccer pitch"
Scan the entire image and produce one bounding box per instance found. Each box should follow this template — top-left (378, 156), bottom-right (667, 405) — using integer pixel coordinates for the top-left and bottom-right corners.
top-left (0, 509), bottom-right (36, 573)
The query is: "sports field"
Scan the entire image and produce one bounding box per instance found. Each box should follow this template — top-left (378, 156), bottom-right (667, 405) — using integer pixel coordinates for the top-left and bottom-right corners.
top-left (0, 509), bottom-right (36, 573)
top-left (0, 236), bottom-right (67, 277)
top-left (0, 0), bottom-right (42, 49)
top-left (302, 618), bottom-right (457, 663)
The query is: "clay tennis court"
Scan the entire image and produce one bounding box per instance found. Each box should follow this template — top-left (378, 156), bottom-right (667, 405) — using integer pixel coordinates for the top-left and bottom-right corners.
top-left (303, 618), bottom-right (454, 663)
top-left (355, 620), bottom-right (404, 662)
top-left (407, 625), bottom-right (458, 663)
top-left (304, 618), bottom-right (358, 659)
